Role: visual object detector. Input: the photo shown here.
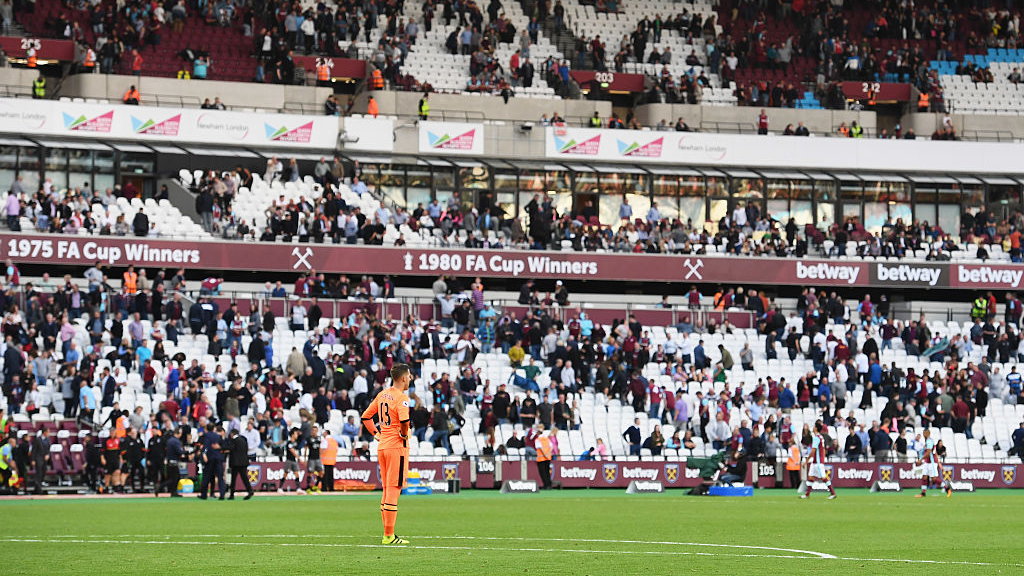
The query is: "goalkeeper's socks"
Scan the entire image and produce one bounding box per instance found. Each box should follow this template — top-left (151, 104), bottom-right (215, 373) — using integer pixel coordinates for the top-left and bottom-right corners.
top-left (382, 503), bottom-right (398, 537)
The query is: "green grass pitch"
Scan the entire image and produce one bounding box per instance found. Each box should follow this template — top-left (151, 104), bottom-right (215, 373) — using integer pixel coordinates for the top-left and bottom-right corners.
top-left (1, 489), bottom-right (1021, 575)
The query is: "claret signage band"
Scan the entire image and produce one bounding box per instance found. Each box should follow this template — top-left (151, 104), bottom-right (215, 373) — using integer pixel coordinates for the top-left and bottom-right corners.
top-left (1, 233), bottom-right (1023, 289)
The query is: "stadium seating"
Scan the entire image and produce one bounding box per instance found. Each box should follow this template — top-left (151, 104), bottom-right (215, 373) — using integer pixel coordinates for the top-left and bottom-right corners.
top-left (229, 174), bottom-right (386, 240)
top-left (934, 49), bottom-right (1024, 115)
top-left (15, 2), bottom-right (257, 82)
top-left (398, 0), bottom-right (562, 96)
top-left (20, 193), bottom-right (208, 240)
top-left (6, 297), bottom-right (1021, 468)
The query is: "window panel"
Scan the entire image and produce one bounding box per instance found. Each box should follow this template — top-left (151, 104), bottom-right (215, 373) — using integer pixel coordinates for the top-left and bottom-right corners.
top-left (459, 166), bottom-right (489, 190)
top-left (680, 197), bottom-right (706, 227)
top-left (731, 177), bottom-right (764, 198)
top-left (766, 179), bottom-right (791, 199)
top-left (652, 175), bottom-right (678, 196)
top-left (706, 176), bottom-right (727, 197)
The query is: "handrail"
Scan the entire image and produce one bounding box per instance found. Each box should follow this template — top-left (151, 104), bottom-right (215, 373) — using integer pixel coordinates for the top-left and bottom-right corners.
top-left (0, 82), bottom-right (33, 98)
top-left (699, 120), bottom-right (752, 134)
top-left (962, 129), bottom-right (1016, 142)
top-left (159, 291), bottom-right (756, 332)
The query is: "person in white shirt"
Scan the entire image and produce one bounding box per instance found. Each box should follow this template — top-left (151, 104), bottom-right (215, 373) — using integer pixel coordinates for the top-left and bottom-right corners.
top-left (298, 391), bottom-right (314, 413)
top-left (560, 361), bottom-right (576, 391)
top-left (454, 334), bottom-right (475, 364)
top-left (252, 385), bottom-right (267, 416)
top-left (290, 301), bottom-right (307, 332)
top-left (835, 361), bottom-right (849, 387)
top-left (854, 351), bottom-right (869, 383)
top-left (679, 337), bottom-right (695, 364)
top-left (242, 420), bottom-right (261, 459)
top-left (726, 53), bottom-right (738, 71)
top-left (353, 370), bottom-right (369, 410)
top-left (732, 205), bottom-right (748, 228)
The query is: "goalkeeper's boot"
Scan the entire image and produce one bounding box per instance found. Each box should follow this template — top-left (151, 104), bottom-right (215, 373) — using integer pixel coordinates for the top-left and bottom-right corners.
top-left (382, 535), bottom-right (409, 545)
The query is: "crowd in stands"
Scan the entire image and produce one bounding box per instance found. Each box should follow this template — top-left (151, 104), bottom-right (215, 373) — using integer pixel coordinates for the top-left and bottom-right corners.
top-left (2, 250), bottom-right (1024, 494)
top-left (7, 154), bottom-right (1024, 266)
top-left (9, 0), bottom-right (1024, 119)
top-left (4, 176), bottom-right (173, 237)
top-left (183, 159), bottom-right (1024, 265)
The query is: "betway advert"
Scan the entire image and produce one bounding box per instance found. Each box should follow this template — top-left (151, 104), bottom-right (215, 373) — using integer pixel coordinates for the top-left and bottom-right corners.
top-left (870, 262), bottom-right (944, 288)
top-left (4, 232), bottom-right (1024, 289)
top-left (954, 264), bottom-right (1024, 289)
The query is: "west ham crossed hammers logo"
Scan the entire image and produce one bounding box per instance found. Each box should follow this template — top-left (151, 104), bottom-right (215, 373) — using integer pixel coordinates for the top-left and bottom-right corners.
top-left (291, 247), bottom-right (313, 270)
top-left (683, 258), bottom-right (704, 280)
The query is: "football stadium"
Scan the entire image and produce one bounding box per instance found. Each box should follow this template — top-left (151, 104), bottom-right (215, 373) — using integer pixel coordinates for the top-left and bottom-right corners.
top-left (2, 0), bottom-right (1024, 573)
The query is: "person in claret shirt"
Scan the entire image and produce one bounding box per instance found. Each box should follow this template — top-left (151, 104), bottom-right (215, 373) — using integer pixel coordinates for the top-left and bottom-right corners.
top-left (200, 276), bottom-right (223, 296)
top-left (294, 274), bottom-right (309, 297)
top-left (647, 380), bottom-right (663, 419)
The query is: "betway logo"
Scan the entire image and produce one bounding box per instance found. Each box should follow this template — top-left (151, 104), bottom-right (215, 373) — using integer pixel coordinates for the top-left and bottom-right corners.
top-left (411, 468), bottom-right (436, 481)
top-left (266, 468), bottom-right (305, 482)
top-left (334, 468), bottom-right (372, 482)
top-left (837, 468), bottom-right (873, 481)
top-left (959, 469), bottom-right (995, 482)
top-left (876, 264), bottom-right (941, 286)
top-left (559, 466), bottom-right (597, 481)
top-left (622, 467), bottom-right (659, 480)
top-left (959, 266), bottom-right (1024, 288)
top-left (899, 468), bottom-right (920, 480)
top-left (796, 262), bottom-right (861, 284)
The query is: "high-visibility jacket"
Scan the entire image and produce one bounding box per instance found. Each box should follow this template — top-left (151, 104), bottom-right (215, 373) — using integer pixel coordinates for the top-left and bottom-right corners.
top-left (370, 69), bottom-right (384, 89)
top-left (321, 436), bottom-right (338, 465)
top-left (83, 49), bottom-right (96, 68)
top-left (32, 77), bottom-right (45, 98)
top-left (918, 92), bottom-right (930, 109)
top-left (537, 435), bottom-right (552, 462)
top-left (316, 64), bottom-right (329, 81)
top-left (786, 444), bottom-right (801, 471)
top-left (970, 297), bottom-right (988, 319)
top-left (850, 124), bottom-right (863, 138)
top-left (366, 98), bottom-right (379, 117)
top-left (0, 444), bottom-right (10, 470)
top-left (27, 47), bottom-right (37, 68)
top-left (123, 88), bottom-right (140, 103)
top-left (589, 115), bottom-right (601, 127)
top-left (419, 98), bottom-right (429, 117)
top-left (837, 125), bottom-right (849, 137)
top-left (115, 415), bottom-right (128, 438)
top-left (123, 271), bottom-right (138, 294)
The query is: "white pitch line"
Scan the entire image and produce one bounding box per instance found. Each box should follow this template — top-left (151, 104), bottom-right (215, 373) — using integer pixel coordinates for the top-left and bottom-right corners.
top-left (37, 533), bottom-right (833, 558)
top-left (0, 538), bottom-right (831, 561)
top-left (3, 537), bottom-right (1022, 568)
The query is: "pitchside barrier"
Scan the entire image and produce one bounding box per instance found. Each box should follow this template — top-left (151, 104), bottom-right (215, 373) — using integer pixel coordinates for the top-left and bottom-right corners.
top-left (189, 460), bottom-right (1023, 491)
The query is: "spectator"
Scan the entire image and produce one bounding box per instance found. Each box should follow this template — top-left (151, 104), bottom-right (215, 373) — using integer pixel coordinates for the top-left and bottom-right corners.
top-left (622, 418), bottom-right (641, 456)
top-left (122, 85), bottom-right (141, 105)
top-left (193, 56), bottom-right (210, 79)
top-left (131, 208), bottom-right (149, 237)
